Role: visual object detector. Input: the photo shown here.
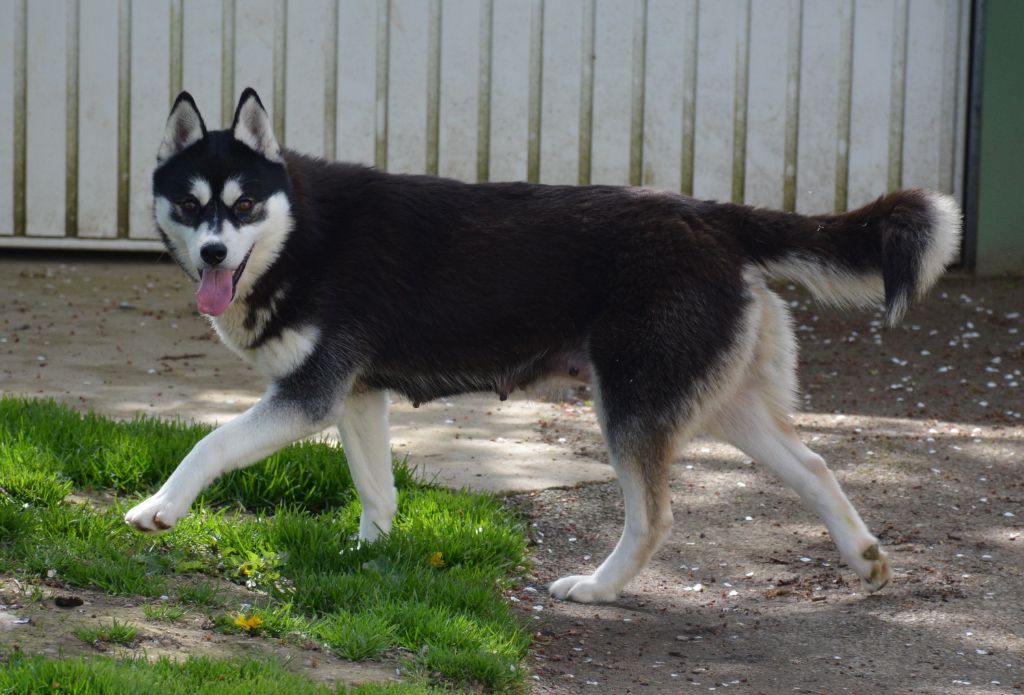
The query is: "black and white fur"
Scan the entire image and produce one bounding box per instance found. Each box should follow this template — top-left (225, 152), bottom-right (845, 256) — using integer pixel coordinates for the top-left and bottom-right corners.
top-left (126, 89), bottom-right (961, 603)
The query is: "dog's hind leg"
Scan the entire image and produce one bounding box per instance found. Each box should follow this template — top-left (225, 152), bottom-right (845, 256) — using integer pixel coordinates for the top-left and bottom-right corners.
top-left (548, 262), bottom-right (753, 603)
top-left (337, 389), bottom-right (397, 541)
top-left (708, 284), bottom-right (890, 591)
top-left (709, 393), bottom-right (891, 592)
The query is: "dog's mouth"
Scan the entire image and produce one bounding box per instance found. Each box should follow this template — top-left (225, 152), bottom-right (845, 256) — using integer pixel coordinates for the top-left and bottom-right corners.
top-left (195, 248), bottom-right (252, 317)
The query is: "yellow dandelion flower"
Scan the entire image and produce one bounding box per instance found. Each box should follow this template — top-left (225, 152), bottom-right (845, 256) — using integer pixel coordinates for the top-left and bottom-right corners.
top-left (429, 551), bottom-right (445, 567)
top-left (234, 613), bottom-right (263, 632)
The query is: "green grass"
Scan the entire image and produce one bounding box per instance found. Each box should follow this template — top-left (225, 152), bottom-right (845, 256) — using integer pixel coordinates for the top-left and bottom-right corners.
top-left (74, 619), bottom-right (140, 646)
top-left (0, 652), bottom-right (434, 695)
top-left (142, 603), bottom-right (189, 623)
top-left (176, 582), bottom-right (224, 608)
top-left (0, 397), bottom-right (531, 692)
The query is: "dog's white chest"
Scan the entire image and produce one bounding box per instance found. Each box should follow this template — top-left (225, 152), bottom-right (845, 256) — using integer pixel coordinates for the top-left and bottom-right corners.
top-left (211, 305), bottom-right (319, 380)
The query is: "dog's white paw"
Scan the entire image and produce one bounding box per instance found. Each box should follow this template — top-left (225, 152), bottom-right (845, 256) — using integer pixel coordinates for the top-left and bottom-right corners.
top-left (124, 494), bottom-right (188, 533)
top-left (549, 574), bottom-right (620, 603)
top-left (856, 543), bottom-right (891, 593)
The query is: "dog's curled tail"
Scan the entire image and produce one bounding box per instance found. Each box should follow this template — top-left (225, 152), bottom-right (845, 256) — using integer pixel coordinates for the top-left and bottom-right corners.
top-left (734, 190), bottom-right (962, 326)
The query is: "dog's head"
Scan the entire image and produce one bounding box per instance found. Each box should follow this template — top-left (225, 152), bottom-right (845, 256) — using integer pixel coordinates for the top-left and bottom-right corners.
top-left (153, 89), bottom-right (292, 317)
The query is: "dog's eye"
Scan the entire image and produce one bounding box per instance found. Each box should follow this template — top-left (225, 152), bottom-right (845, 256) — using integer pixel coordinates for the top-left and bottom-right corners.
top-left (234, 198), bottom-right (254, 215)
top-left (178, 196), bottom-right (199, 214)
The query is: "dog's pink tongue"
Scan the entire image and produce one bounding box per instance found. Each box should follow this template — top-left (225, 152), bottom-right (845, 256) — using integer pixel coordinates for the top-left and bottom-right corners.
top-left (196, 269), bottom-right (234, 316)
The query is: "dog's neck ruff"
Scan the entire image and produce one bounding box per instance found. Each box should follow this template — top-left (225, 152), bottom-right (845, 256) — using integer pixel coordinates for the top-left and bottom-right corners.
top-left (208, 191), bottom-right (294, 353)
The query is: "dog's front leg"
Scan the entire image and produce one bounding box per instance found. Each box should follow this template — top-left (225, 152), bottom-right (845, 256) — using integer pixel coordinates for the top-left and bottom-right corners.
top-left (336, 389), bottom-right (395, 541)
top-left (125, 390), bottom-right (335, 533)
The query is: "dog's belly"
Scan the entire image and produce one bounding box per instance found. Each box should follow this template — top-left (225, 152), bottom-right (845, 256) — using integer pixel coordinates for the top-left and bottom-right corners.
top-left (359, 348), bottom-right (592, 406)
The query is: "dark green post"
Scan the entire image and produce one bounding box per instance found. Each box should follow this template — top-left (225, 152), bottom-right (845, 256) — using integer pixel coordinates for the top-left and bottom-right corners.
top-left (974, 0), bottom-right (1024, 274)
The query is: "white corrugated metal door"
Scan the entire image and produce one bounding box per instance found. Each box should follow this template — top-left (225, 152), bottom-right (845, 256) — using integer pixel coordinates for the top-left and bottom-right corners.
top-left (0, 0), bottom-right (970, 250)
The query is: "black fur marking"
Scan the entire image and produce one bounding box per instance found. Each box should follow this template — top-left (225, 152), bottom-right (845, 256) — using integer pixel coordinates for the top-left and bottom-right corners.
top-left (155, 122), bottom-right (945, 423)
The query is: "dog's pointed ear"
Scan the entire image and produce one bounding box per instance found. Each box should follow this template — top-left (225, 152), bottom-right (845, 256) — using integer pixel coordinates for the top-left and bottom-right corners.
top-left (157, 92), bottom-right (207, 164)
top-left (231, 88), bottom-right (282, 163)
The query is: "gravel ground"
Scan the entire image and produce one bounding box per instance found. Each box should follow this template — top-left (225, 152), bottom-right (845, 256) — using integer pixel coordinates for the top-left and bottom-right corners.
top-left (1, 255), bottom-right (1021, 693)
top-left (509, 276), bottom-right (1023, 694)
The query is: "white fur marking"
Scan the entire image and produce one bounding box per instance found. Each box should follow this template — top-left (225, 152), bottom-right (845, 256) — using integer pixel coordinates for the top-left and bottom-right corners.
top-left (337, 390), bottom-right (396, 541)
top-left (212, 318), bottom-right (319, 380)
top-left (221, 178), bottom-right (243, 207)
top-left (189, 177), bottom-right (212, 207)
top-left (232, 192), bottom-right (293, 300)
top-left (766, 257), bottom-right (885, 310)
top-left (918, 191), bottom-right (962, 298)
top-left (154, 196), bottom-right (198, 279)
top-left (125, 393), bottom-right (330, 533)
top-left (157, 100), bottom-right (205, 163)
top-left (232, 97), bottom-right (282, 162)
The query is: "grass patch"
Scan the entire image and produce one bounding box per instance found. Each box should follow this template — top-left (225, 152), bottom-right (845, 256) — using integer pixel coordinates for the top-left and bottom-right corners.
top-left (315, 612), bottom-right (397, 661)
top-left (0, 652), bottom-right (433, 694)
top-left (0, 397), bottom-right (417, 513)
top-left (142, 603), bottom-right (189, 623)
top-left (0, 397), bottom-right (530, 692)
top-left (74, 619), bottom-right (140, 646)
top-left (177, 581), bottom-right (224, 608)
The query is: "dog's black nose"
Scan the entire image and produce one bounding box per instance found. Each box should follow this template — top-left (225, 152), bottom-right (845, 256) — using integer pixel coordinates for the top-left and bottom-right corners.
top-left (200, 243), bottom-right (228, 266)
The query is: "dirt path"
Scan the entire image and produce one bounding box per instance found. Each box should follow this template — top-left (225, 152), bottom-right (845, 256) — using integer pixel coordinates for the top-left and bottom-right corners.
top-left (0, 579), bottom-right (401, 688)
top-left (2, 255), bottom-right (1022, 693)
top-left (511, 276), bottom-right (1023, 694)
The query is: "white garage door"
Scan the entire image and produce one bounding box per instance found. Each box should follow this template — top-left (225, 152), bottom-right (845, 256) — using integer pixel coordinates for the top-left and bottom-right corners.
top-left (0, 0), bottom-right (970, 250)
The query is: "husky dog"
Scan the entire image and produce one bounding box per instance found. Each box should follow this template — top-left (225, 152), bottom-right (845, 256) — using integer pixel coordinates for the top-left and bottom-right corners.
top-left (126, 89), bottom-right (960, 603)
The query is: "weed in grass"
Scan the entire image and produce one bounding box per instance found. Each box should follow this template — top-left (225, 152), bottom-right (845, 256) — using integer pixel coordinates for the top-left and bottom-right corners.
top-left (420, 645), bottom-right (524, 693)
top-left (74, 619), bottom-right (139, 646)
top-left (7, 579), bottom-right (46, 605)
top-left (0, 440), bottom-right (72, 507)
top-left (233, 612), bottom-right (264, 633)
top-left (315, 611), bottom-right (396, 661)
top-left (142, 603), bottom-right (188, 623)
top-left (176, 582), bottom-right (223, 608)
top-left (215, 604), bottom-right (308, 639)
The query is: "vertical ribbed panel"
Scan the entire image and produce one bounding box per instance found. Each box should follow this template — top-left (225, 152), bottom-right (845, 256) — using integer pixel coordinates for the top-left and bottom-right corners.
top-left (273, 0), bottom-right (287, 143)
top-left (679, 0), bottom-right (699, 196)
top-left (731, 0), bottom-right (750, 203)
top-left (888, 0), bottom-right (909, 192)
top-left (374, 0), bottom-right (390, 169)
top-left (66, 0), bottom-right (80, 237)
top-left (220, 0), bottom-right (235, 127)
top-left (577, 0), bottom-right (595, 185)
top-left (782, 0), bottom-right (803, 212)
top-left (834, 0), bottom-right (855, 213)
top-left (12, 0), bottom-right (27, 236)
top-left (628, 0), bottom-right (647, 187)
top-left (526, 0), bottom-right (544, 183)
top-left (169, 0), bottom-right (183, 102)
top-left (0, 0), bottom-right (16, 237)
top-left (425, 0), bottom-right (442, 176)
top-left (116, 0), bottom-right (130, 238)
top-left (78, 0), bottom-right (119, 239)
top-left (323, 0), bottom-right (339, 160)
top-left (476, 0), bottom-right (493, 182)
top-left (0, 0), bottom-right (973, 249)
